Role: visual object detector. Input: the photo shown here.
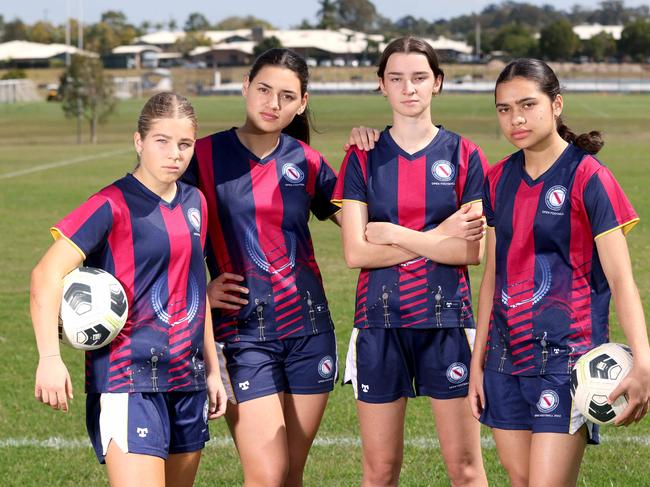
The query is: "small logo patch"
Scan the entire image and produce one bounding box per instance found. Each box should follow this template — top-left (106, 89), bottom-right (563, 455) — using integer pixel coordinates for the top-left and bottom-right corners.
top-left (545, 185), bottom-right (567, 212)
top-left (537, 389), bottom-right (560, 413)
top-left (361, 384), bottom-right (370, 393)
top-left (446, 362), bottom-right (468, 384)
top-left (238, 380), bottom-right (250, 391)
top-left (187, 207), bottom-right (201, 232)
top-left (136, 427), bottom-right (148, 438)
top-left (431, 160), bottom-right (455, 182)
top-left (318, 355), bottom-right (334, 379)
top-left (282, 163), bottom-right (304, 183)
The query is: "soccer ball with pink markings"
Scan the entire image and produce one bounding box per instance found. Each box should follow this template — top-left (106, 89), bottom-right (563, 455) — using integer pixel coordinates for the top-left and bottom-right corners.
top-left (571, 343), bottom-right (633, 425)
top-left (59, 267), bottom-right (128, 350)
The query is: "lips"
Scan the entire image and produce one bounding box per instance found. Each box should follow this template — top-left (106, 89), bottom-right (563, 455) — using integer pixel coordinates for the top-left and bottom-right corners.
top-left (511, 130), bottom-right (530, 140)
top-left (260, 112), bottom-right (279, 121)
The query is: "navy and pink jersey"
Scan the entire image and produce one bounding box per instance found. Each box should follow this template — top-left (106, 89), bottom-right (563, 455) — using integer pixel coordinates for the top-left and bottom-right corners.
top-left (52, 174), bottom-right (208, 393)
top-left (184, 129), bottom-right (339, 342)
top-left (483, 144), bottom-right (638, 376)
top-left (332, 127), bottom-right (488, 329)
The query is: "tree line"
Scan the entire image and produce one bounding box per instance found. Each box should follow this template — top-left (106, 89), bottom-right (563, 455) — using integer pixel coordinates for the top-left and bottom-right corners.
top-left (1, 0), bottom-right (649, 61)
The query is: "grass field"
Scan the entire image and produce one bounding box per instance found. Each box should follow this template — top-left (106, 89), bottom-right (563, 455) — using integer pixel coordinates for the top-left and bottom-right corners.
top-left (1, 93), bottom-right (649, 486)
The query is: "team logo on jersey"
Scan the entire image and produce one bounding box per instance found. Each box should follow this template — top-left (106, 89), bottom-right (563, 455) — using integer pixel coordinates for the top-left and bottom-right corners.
top-left (187, 208), bottom-right (201, 232)
top-left (282, 163), bottom-right (305, 184)
top-left (537, 389), bottom-right (560, 413)
top-left (244, 225), bottom-right (297, 274)
top-left (501, 255), bottom-right (552, 308)
top-left (151, 271), bottom-right (200, 325)
top-left (545, 185), bottom-right (567, 212)
top-left (431, 160), bottom-right (455, 182)
top-left (446, 362), bottom-right (468, 384)
top-left (318, 355), bottom-right (335, 379)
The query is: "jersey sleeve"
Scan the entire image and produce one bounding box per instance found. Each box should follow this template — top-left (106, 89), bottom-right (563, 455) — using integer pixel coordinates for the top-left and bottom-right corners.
top-left (310, 156), bottom-right (341, 220)
top-left (460, 146), bottom-right (489, 207)
top-left (584, 166), bottom-right (639, 239)
top-left (50, 194), bottom-right (114, 259)
top-left (331, 148), bottom-right (367, 206)
top-left (482, 174), bottom-right (495, 227)
top-left (182, 150), bottom-right (200, 187)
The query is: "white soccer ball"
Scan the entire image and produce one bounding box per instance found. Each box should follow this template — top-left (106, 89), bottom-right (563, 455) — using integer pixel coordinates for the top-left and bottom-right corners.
top-left (571, 343), bottom-right (634, 425)
top-left (58, 267), bottom-right (128, 350)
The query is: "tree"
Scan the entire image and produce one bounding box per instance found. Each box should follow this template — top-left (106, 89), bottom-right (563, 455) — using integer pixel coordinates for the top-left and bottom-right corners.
top-left (59, 54), bottom-right (116, 144)
top-left (539, 20), bottom-right (579, 61)
top-left (29, 21), bottom-right (59, 44)
top-left (184, 13), bottom-right (210, 32)
top-left (213, 16), bottom-right (274, 30)
top-left (101, 10), bottom-right (128, 30)
top-left (492, 23), bottom-right (536, 58)
top-left (174, 32), bottom-right (212, 57)
top-left (317, 0), bottom-right (338, 29)
top-left (618, 19), bottom-right (650, 62)
top-left (581, 32), bottom-right (617, 62)
top-left (3, 18), bottom-right (28, 41)
top-left (336, 0), bottom-right (381, 32)
top-left (253, 36), bottom-right (283, 57)
top-left (168, 19), bottom-right (178, 31)
top-left (85, 22), bottom-right (120, 55)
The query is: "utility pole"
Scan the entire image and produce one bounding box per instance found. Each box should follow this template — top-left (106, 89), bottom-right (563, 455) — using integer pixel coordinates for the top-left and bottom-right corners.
top-left (76, 0), bottom-right (83, 144)
top-left (475, 20), bottom-right (481, 61)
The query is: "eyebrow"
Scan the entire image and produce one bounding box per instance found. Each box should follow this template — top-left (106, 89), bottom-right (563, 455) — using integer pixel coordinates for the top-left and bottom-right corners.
top-left (256, 81), bottom-right (298, 96)
top-left (151, 133), bottom-right (194, 143)
top-left (385, 71), bottom-right (430, 76)
top-left (496, 96), bottom-right (538, 108)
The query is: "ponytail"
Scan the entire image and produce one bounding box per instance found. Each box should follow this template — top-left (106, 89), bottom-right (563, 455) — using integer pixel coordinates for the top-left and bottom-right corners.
top-left (557, 117), bottom-right (604, 155)
top-left (282, 110), bottom-right (311, 144)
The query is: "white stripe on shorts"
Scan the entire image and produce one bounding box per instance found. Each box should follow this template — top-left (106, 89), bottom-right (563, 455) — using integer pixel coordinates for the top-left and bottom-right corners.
top-left (99, 393), bottom-right (130, 455)
top-left (464, 328), bottom-right (476, 352)
top-left (216, 342), bottom-right (237, 404)
top-left (343, 329), bottom-right (360, 399)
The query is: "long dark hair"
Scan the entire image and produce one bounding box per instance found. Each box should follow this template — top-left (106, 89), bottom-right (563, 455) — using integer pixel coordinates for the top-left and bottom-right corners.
top-left (377, 36), bottom-right (445, 93)
top-left (248, 48), bottom-right (311, 144)
top-left (495, 59), bottom-right (603, 154)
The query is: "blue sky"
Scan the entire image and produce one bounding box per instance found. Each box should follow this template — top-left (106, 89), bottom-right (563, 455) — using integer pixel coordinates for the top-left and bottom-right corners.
top-left (3, 0), bottom-right (648, 28)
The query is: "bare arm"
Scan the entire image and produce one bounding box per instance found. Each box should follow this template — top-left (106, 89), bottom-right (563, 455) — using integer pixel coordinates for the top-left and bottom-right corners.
top-left (202, 299), bottom-right (227, 419)
top-left (31, 238), bottom-right (84, 412)
top-left (365, 202), bottom-right (486, 266)
top-left (468, 227), bottom-right (496, 419)
top-left (596, 229), bottom-right (650, 426)
top-left (341, 200), bottom-right (418, 269)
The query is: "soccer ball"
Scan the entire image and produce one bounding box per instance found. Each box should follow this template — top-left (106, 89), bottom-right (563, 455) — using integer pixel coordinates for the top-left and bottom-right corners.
top-left (571, 343), bottom-right (634, 425)
top-left (59, 267), bottom-right (128, 350)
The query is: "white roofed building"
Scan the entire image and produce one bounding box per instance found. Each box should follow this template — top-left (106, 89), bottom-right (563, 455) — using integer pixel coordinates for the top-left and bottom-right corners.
top-left (573, 24), bottom-right (623, 40)
top-left (0, 40), bottom-right (95, 68)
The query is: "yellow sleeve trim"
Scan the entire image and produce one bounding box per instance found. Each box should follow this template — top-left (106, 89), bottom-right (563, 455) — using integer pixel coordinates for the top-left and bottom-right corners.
top-left (339, 198), bottom-right (367, 206)
top-left (50, 227), bottom-right (86, 260)
top-left (461, 199), bottom-right (482, 209)
top-left (594, 217), bottom-right (640, 240)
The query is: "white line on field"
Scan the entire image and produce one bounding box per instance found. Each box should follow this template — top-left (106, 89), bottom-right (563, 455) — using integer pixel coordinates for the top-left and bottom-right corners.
top-left (2, 435), bottom-right (650, 449)
top-left (0, 149), bottom-right (131, 180)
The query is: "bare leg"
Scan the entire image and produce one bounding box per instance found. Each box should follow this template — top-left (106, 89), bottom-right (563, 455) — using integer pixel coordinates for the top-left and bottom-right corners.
top-left (226, 393), bottom-right (289, 487)
top-left (283, 392), bottom-right (330, 487)
top-left (105, 441), bottom-right (165, 487)
top-left (492, 428), bottom-right (532, 487)
top-left (357, 398), bottom-right (407, 487)
top-left (529, 427), bottom-right (587, 487)
top-left (165, 451), bottom-right (202, 487)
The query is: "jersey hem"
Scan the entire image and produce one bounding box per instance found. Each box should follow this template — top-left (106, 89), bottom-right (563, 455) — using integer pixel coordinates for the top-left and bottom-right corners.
top-left (50, 227), bottom-right (86, 260)
top-left (594, 217), bottom-right (639, 240)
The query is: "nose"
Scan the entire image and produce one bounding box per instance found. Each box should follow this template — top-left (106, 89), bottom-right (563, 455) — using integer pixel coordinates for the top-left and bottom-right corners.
top-left (170, 144), bottom-right (181, 160)
top-left (268, 94), bottom-right (280, 110)
top-left (402, 79), bottom-right (415, 95)
top-left (512, 110), bottom-right (525, 126)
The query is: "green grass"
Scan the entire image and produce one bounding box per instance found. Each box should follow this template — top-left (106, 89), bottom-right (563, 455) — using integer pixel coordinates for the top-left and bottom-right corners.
top-left (1, 94), bottom-right (649, 486)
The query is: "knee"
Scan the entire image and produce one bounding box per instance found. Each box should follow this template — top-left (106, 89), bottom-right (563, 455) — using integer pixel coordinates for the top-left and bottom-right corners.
top-left (501, 463), bottom-right (528, 487)
top-left (244, 461), bottom-right (289, 487)
top-left (363, 457), bottom-right (402, 486)
top-left (445, 453), bottom-right (487, 487)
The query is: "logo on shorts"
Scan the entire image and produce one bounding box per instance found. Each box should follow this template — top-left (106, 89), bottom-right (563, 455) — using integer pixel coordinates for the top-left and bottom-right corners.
top-left (282, 163), bottom-right (305, 184)
top-left (361, 384), bottom-right (370, 393)
top-left (238, 380), bottom-right (250, 391)
top-left (187, 207), bottom-right (201, 232)
top-left (203, 398), bottom-right (209, 424)
top-left (136, 427), bottom-right (148, 438)
top-left (537, 389), bottom-right (560, 413)
top-left (431, 160), bottom-right (455, 182)
top-left (318, 355), bottom-right (334, 379)
top-left (545, 185), bottom-right (567, 212)
top-left (446, 362), bottom-right (468, 384)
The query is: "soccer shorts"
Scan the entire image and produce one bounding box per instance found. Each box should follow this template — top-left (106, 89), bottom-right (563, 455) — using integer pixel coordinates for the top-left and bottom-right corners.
top-left (480, 369), bottom-right (599, 444)
top-left (343, 327), bottom-right (475, 403)
top-left (86, 391), bottom-right (210, 463)
top-left (217, 330), bottom-right (337, 403)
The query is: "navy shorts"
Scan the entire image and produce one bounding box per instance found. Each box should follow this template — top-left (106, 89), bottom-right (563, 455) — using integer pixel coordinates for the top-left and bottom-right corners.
top-left (343, 327), bottom-right (475, 403)
top-left (480, 369), bottom-right (599, 444)
top-left (86, 391), bottom-right (210, 463)
top-left (217, 330), bottom-right (337, 403)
